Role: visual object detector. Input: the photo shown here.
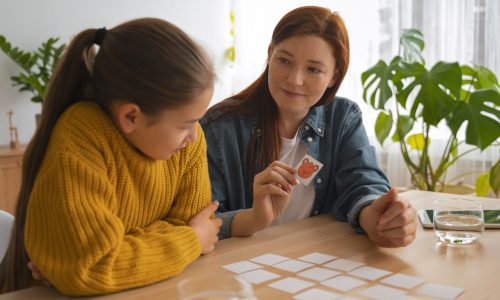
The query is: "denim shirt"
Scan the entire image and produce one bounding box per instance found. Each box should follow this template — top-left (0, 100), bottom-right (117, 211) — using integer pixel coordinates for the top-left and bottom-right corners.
top-left (201, 97), bottom-right (390, 239)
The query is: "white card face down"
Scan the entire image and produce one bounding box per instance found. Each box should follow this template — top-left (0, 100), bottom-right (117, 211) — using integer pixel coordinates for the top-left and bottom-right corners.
top-left (417, 282), bottom-right (464, 300)
top-left (295, 154), bottom-right (324, 185)
top-left (320, 275), bottom-right (367, 292)
top-left (268, 277), bottom-right (315, 294)
top-left (348, 266), bottom-right (392, 281)
top-left (222, 260), bottom-right (263, 274)
top-left (381, 273), bottom-right (426, 289)
top-left (358, 284), bottom-right (407, 300)
top-left (293, 287), bottom-right (342, 300)
top-left (324, 258), bottom-right (365, 272)
top-left (237, 269), bottom-right (281, 284)
top-left (272, 259), bottom-right (314, 273)
top-left (298, 267), bottom-right (341, 281)
top-left (250, 253), bottom-right (289, 266)
top-left (297, 252), bottom-right (337, 264)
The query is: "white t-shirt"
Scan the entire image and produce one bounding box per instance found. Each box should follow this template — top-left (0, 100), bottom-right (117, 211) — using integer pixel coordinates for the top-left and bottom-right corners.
top-left (271, 132), bottom-right (315, 226)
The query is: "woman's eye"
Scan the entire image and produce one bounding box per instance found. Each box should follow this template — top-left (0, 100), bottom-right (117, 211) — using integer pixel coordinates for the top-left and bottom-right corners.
top-left (308, 67), bottom-right (321, 73)
top-left (278, 57), bottom-right (290, 64)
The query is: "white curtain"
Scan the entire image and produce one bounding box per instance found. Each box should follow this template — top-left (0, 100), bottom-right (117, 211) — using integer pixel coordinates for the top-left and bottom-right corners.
top-left (376, 0), bottom-right (499, 192)
top-left (226, 0), bottom-right (499, 192)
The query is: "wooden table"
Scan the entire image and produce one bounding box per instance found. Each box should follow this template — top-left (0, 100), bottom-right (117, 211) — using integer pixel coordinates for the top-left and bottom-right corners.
top-left (1, 190), bottom-right (499, 299)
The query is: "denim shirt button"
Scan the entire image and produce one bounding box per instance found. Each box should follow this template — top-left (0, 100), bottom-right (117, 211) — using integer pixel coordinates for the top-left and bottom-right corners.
top-left (318, 127), bottom-right (322, 133)
top-left (313, 210), bottom-right (319, 215)
top-left (305, 125), bottom-right (310, 130)
top-left (316, 178), bottom-right (322, 184)
top-left (307, 137), bottom-right (313, 143)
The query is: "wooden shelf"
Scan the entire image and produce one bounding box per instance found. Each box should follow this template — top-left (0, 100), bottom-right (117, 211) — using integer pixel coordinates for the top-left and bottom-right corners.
top-left (0, 145), bottom-right (25, 215)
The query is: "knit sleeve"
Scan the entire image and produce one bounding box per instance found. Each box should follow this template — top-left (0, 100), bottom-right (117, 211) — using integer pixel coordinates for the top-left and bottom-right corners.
top-left (24, 151), bottom-right (202, 296)
top-left (166, 123), bottom-right (212, 225)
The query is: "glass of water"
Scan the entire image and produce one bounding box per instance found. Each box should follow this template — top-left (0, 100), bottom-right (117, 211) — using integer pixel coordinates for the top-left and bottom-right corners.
top-left (433, 198), bottom-right (484, 245)
top-left (178, 273), bottom-right (256, 300)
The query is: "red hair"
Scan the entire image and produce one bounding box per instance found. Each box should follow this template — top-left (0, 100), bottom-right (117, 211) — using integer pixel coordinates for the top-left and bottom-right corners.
top-left (209, 6), bottom-right (350, 176)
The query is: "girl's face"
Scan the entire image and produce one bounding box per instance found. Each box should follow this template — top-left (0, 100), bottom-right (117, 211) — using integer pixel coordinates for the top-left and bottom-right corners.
top-left (268, 34), bottom-right (336, 118)
top-left (116, 87), bottom-right (213, 160)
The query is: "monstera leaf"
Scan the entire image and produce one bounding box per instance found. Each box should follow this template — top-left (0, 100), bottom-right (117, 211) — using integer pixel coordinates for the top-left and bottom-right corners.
top-left (447, 89), bottom-right (500, 150)
top-left (393, 61), bottom-right (462, 126)
top-left (374, 111), bottom-right (393, 145)
top-left (400, 29), bottom-right (425, 65)
top-left (361, 56), bottom-right (402, 109)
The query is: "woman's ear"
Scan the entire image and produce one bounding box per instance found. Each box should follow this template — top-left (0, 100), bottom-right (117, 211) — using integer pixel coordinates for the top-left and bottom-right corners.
top-left (114, 103), bottom-right (142, 134)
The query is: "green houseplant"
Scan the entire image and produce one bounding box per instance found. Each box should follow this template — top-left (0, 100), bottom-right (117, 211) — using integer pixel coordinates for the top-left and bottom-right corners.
top-left (361, 29), bottom-right (500, 197)
top-left (0, 35), bottom-right (65, 103)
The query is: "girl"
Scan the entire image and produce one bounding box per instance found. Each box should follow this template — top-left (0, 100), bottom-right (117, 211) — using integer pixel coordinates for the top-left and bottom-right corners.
top-left (201, 6), bottom-right (417, 247)
top-left (0, 18), bottom-right (221, 295)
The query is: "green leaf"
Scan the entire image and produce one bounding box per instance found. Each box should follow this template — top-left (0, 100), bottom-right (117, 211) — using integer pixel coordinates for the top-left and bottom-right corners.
top-left (394, 61), bottom-right (461, 126)
top-left (375, 111), bottom-right (393, 146)
top-left (361, 57), bottom-right (401, 109)
top-left (447, 89), bottom-right (500, 150)
top-left (392, 115), bottom-right (414, 142)
top-left (400, 29), bottom-right (425, 64)
top-left (490, 159), bottom-right (500, 196)
top-left (475, 173), bottom-right (490, 196)
top-left (406, 133), bottom-right (426, 151)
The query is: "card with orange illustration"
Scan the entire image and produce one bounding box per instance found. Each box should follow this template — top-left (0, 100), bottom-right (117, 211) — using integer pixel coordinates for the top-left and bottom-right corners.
top-left (295, 154), bottom-right (323, 185)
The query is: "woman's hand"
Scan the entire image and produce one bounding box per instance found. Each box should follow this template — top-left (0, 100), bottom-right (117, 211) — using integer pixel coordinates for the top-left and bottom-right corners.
top-left (189, 201), bottom-right (222, 254)
top-left (251, 161), bottom-right (299, 228)
top-left (359, 188), bottom-right (417, 247)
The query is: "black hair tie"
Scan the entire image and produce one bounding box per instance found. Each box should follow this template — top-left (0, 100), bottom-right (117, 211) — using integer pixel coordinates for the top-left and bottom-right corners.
top-left (93, 27), bottom-right (107, 46)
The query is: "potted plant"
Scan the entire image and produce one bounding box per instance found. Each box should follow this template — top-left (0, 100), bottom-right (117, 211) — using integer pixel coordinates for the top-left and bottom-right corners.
top-left (0, 35), bottom-right (65, 107)
top-left (361, 29), bottom-right (500, 197)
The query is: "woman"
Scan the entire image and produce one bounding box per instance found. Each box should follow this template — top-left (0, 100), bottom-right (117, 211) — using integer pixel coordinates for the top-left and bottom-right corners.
top-left (201, 6), bottom-right (416, 247)
top-left (0, 18), bottom-right (221, 295)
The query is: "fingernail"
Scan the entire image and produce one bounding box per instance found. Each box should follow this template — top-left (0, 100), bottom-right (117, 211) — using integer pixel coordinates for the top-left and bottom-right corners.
top-left (295, 179), bottom-right (300, 185)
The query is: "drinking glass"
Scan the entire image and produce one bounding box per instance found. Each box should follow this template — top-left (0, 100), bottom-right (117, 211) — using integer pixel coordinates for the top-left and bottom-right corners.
top-left (178, 273), bottom-right (256, 300)
top-left (433, 198), bottom-right (484, 245)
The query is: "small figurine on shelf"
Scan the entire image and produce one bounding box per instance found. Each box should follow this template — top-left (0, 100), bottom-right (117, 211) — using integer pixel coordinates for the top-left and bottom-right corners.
top-left (7, 110), bottom-right (21, 150)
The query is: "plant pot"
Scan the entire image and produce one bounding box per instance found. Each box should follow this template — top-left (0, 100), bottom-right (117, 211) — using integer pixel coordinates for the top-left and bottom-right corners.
top-left (436, 183), bottom-right (475, 196)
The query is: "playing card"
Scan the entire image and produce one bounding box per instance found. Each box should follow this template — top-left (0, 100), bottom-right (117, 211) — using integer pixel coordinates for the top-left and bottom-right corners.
top-left (297, 252), bottom-right (337, 264)
top-left (295, 154), bottom-right (323, 185)
top-left (237, 269), bottom-right (281, 284)
top-left (323, 258), bottom-right (365, 272)
top-left (222, 260), bottom-right (263, 274)
top-left (358, 284), bottom-right (407, 300)
top-left (297, 267), bottom-right (341, 281)
top-left (381, 273), bottom-right (426, 289)
top-left (348, 266), bottom-right (392, 280)
top-left (293, 287), bottom-right (342, 300)
top-left (268, 277), bottom-right (315, 294)
top-left (417, 283), bottom-right (464, 299)
top-left (250, 253), bottom-right (289, 266)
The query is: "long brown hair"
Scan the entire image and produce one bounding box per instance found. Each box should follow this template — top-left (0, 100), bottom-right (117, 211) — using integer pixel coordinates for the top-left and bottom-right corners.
top-left (0, 18), bottom-right (214, 293)
top-left (208, 6), bottom-right (349, 176)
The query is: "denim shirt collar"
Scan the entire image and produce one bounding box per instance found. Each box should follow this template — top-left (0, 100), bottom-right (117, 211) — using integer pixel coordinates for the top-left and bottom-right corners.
top-left (250, 105), bottom-right (326, 138)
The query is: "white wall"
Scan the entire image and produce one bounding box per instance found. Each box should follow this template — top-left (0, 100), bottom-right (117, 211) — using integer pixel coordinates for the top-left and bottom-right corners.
top-left (0, 0), bottom-right (232, 144)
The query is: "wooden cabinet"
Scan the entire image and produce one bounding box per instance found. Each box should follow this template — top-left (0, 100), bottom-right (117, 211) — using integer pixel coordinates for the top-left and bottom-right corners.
top-left (0, 146), bottom-right (24, 215)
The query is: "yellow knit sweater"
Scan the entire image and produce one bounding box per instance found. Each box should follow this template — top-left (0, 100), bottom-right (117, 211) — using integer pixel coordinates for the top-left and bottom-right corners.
top-left (24, 101), bottom-right (211, 296)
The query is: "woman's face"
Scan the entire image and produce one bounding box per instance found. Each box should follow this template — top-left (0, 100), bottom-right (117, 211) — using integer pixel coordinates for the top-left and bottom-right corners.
top-left (268, 34), bottom-right (336, 118)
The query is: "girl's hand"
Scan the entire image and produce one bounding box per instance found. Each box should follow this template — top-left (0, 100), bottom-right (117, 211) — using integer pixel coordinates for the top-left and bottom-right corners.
top-left (189, 201), bottom-right (222, 254)
top-left (251, 161), bottom-right (299, 228)
top-left (28, 261), bottom-right (51, 286)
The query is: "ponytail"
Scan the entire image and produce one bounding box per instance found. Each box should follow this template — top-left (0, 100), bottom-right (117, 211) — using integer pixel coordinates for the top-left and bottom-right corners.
top-left (0, 29), bottom-right (99, 292)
